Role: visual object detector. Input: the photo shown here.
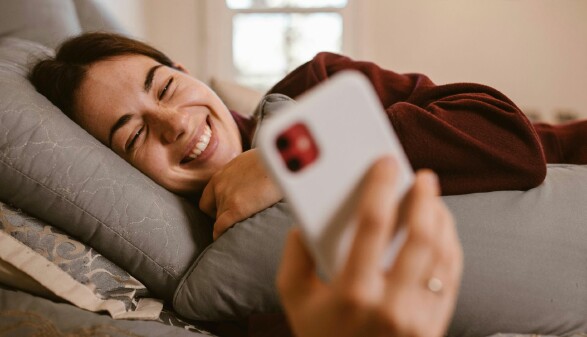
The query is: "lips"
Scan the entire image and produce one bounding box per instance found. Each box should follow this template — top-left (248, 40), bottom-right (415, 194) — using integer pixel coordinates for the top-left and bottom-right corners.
top-left (181, 117), bottom-right (214, 164)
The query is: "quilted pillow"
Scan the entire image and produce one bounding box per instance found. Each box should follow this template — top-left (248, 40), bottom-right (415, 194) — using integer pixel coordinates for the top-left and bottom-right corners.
top-left (0, 37), bottom-right (211, 301)
top-left (0, 201), bottom-right (161, 320)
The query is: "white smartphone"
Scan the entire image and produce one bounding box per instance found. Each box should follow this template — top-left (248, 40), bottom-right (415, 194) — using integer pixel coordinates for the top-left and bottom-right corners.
top-left (257, 71), bottom-right (414, 279)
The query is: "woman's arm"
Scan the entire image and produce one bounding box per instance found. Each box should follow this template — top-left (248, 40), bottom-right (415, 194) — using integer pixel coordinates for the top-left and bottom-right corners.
top-left (533, 120), bottom-right (587, 164)
top-left (269, 52), bottom-right (546, 195)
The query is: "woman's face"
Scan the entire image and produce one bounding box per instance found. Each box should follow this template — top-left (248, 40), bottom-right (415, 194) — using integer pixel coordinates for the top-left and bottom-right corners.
top-left (74, 54), bottom-right (243, 195)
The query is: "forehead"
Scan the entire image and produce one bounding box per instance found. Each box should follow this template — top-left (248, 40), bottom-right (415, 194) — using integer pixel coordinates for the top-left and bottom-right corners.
top-left (74, 55), bottom-right (160, 144)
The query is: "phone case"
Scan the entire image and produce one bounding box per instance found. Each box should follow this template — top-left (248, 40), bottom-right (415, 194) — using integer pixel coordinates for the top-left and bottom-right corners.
top-left (257, 71), bottom-right (414, 279)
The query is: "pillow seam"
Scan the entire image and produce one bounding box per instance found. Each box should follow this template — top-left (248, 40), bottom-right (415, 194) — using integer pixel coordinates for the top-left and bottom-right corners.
top-left (172, 241), bottom-right (215, 307)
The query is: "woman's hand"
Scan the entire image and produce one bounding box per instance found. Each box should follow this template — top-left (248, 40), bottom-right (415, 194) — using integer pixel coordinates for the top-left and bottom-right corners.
top-left (199, 149), bottom-right (283, 240)
top-left (277, 158), bottom-right (463, 337)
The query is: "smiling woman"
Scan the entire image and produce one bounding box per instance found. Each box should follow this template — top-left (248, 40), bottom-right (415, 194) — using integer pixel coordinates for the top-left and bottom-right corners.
top-left (30, 31), bottom-right (585, 241)
top-left (26, 30), bottom-right (587, 337)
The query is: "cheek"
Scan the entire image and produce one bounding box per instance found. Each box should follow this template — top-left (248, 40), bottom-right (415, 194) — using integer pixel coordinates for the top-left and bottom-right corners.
top-left (216, 110), bottom-right (242, 147)
top-left (132, 147), bottom-right (170, 183)
top-left (216, 122), bottom-right (243, 163)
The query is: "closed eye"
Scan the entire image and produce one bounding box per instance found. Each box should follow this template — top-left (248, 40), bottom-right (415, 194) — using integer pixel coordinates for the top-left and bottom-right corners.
top-left (126, 126), bottom-right (144, 152)
top-left (159, 77), bottom-right (174, 100)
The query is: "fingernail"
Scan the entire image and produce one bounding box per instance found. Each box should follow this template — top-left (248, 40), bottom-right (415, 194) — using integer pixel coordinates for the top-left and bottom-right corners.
top-left (380, 155), bottom-right (397, 167)
top-left (423, 171), bottom-right (438, 187)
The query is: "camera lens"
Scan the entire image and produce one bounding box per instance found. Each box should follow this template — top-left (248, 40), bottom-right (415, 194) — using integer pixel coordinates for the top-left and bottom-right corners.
top-left (286, 158), bottom-right (302, 172)
top-left (276, 136), bottom-right (289, 150)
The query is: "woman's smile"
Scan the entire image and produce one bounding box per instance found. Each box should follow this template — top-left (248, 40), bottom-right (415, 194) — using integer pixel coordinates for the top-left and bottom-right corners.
top-left (181, 116), bottom-right (218, 165)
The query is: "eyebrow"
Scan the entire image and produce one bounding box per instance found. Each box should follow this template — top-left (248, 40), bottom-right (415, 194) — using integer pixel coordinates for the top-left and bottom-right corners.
top-left (144, 64), bottom-right (163, 92)
top-left (108, 114), bottom-right (132, 149)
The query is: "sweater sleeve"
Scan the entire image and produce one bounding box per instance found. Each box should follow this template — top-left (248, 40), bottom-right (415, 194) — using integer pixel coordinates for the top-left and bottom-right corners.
top-left (268, 52), bottom-right (546, 195)
top-left (533, 120), bottom-right (587, 164)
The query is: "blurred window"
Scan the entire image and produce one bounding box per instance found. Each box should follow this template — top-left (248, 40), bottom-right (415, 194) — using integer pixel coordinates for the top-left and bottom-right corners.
top-left (225, 0), bottom-right (348, 90)
top-left (226, 0), bottom-right (347, 9)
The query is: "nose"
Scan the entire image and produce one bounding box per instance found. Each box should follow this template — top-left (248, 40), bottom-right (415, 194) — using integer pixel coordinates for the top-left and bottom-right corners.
top-left (146, 107), bottom-right (188, 144)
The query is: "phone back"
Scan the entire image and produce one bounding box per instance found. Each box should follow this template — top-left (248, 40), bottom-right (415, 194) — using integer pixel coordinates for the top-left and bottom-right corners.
top-left (257, 71), bottom-right (413, 278)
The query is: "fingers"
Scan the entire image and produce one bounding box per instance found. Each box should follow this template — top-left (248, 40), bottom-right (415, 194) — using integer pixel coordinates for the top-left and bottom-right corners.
top-left (390, 172), bottom-right (436, 284)
top-left (431, 202), bottom-right (463, 296)
top-left (417, 200), bottom-right (462, 337)
top-left (372, 170), bottom-right (461, 336)
top-left (396, 168), bottom-right (437, 225)
top-left (342, 157), bottom-right (399, 284)
top-left (384, 169), bottom-right (463, 325)
top-left (199, 182), bottom-right (217, 218)
top-left (212, 210), bottom-right (237, 240)
top-left (212, 206), bottom-right (259, 240)
top-left (386, 170), bottom-right (442, 286)
top-left (276, 229), bottom-right (321, 306)
top-left (424, 198), bottom-right (462, 300)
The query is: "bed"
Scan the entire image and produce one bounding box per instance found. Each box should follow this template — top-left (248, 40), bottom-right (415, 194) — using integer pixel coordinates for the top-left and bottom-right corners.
top-left (1, 1), bottom-right (586, 336)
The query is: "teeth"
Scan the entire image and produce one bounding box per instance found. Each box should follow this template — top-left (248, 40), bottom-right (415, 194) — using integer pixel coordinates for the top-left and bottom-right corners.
top-left (187, 124), bottom-right (212, 160)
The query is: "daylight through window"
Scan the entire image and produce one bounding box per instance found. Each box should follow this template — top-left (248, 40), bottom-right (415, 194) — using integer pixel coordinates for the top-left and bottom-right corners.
top-left (225, 0), bottom-right (348, 90)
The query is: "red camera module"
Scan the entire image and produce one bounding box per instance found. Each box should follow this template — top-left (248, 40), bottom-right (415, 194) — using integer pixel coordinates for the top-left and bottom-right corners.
top-left (275, 123), bottom-right (319, 173)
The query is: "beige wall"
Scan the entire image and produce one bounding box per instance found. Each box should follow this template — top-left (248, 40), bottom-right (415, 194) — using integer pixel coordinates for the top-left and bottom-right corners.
top-left (94, 0), bottom-right (206, 77)
top-left (143, 0), bottom-right (206, 78)
top-left (356, 0), bottom-right (587, 121)
top-left (99, 0), bottom-right (587, 122)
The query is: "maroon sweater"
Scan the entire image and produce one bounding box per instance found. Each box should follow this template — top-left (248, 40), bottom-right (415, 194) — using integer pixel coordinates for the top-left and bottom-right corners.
top-left (234, 52), bottom-right (586, 195)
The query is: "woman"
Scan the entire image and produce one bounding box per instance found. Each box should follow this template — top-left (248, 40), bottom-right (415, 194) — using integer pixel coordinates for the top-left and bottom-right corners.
top-left (27, 31), bottom-right (579, 337)
top-left (29, 33), bottom-right (587, 238)
top-left (30, 33), bottom-right (587, 240)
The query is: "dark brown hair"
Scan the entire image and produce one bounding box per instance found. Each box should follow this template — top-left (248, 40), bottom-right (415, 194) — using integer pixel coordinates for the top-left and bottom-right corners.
top-left (29, 32), bottom-right (175, 119)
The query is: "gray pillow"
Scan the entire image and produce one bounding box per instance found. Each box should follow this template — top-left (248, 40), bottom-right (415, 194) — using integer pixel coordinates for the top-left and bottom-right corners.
top-left (446, 164), bottom-right (587, 337)
top-left (0, 37), bottom-right (211, 301)
top-left (0, 0), bottom-right (82, 49)
top-left (174, 162), bottom-right (587, 337)
top-left (174, 202), bottom-right (293, 320)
